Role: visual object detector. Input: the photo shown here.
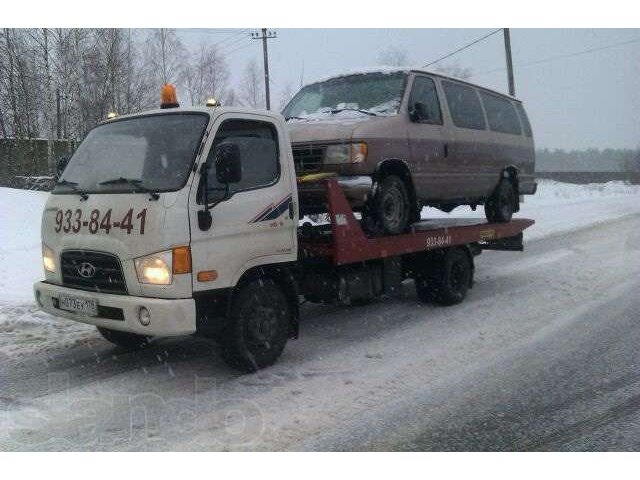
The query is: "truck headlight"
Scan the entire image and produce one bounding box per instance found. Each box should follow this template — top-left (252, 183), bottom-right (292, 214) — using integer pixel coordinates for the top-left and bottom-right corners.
top-left (324, 142), bottom-right (367, 164)
top-left (42, 244), bottom-right (56, 273)
top-left (134, 247), bottom-right (191, 285)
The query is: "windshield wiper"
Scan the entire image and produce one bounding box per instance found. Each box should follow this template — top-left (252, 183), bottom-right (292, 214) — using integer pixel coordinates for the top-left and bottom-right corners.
top-left (330, 108), bottom-right (378, 116)
top-left (55, 179), bottom-right (89, 200)
top-left (98, 177), bottom-right (160, 200)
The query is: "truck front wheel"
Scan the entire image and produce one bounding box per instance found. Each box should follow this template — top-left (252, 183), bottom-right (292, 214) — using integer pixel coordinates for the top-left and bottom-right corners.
top-left (97, 327), bottom-right (151, 350)
top-left (221, 278), bottom-right (291, 372)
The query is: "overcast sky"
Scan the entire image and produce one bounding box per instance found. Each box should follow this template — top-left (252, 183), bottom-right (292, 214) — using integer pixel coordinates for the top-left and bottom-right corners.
top-left (177, 28), bottom-right (640, 151)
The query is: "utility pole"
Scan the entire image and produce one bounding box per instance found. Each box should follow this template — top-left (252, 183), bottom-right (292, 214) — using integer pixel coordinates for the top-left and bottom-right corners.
top-left (503, 28), bottom-right (516, 96)
top-left (251, 28), bottom-right (277, 110)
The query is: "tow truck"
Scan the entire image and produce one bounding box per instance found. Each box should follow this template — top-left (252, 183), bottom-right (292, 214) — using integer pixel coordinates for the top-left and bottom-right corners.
top-left (34, 85), bottom-right (534, 372)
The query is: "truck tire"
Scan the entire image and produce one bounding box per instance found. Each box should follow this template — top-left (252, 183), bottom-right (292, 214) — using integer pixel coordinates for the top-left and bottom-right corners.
top-left (415, 248), bottom-right (472, 306)
top-left (485, 178), bottom-right (517, 223)
top-left (364, 175), bottom-right (411, 235)
top-left (221, 278), bottom-right (291, 372)
top-left (97, 327), bottom-right (151, 350)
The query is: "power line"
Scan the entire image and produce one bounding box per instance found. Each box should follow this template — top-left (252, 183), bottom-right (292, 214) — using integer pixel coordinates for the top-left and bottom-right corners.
top-left (216, 34), bottom-right (252, 53)
top-left (423, 28), bottom-right (503, 68)
top-left (475, 36), bottom-right (640, 77)
top-left (223, 40), bottom-right (253, 57)
top-left (179, 29), bottom-right (246, 35)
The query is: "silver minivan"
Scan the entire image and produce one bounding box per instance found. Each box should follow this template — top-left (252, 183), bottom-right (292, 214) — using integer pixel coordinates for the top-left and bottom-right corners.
top-left (283, 69), bottom-right (536, 234)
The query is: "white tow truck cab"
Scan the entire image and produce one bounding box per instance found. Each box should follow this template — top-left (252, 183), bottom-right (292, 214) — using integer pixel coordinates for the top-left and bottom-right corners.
top-left (34, 85), bottom-right (534, 371)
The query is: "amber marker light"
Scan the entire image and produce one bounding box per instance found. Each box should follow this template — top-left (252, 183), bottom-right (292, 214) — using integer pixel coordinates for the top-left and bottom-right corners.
top-left (197, 270), bottom-right (218, 282)
top-left (172, 246), bottom-right (192, 275)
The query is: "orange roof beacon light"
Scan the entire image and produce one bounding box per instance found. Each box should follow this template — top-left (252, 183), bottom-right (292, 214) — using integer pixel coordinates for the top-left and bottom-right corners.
top-left (160, 83), bottom-right (180, 109)
top-left (206, 97), bottom-right (220, 107)
top-left (106, 111), bottom-right (118, 120)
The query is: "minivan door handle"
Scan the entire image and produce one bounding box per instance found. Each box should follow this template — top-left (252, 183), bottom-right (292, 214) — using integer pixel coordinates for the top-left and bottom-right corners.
top-left (443, 143), bottom-right (449, 158)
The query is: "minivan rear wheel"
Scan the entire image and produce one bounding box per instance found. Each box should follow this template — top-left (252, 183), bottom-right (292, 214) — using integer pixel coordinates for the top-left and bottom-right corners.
top-left (364, 175), bottom-right (411, 235)
top-left (485, 179), bottom-right (517, 223)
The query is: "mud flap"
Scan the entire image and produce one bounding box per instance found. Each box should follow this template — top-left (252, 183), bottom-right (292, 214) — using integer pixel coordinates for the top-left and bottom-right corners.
top-left (480, 232), bottom-right (524, 252)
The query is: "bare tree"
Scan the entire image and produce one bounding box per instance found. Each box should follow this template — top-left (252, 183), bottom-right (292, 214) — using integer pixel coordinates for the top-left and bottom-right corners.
top-left (238, 59), bottom-right (264, 108)
top-left (377, 45), bottom-right (409, 67)
top-left (183, 43), bottom-right (230, 106)
top-left (145, 28), bottom-right (187, 87)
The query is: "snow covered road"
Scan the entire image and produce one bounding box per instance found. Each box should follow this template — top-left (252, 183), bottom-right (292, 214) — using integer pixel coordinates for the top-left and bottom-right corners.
top-left (0, 181), bottom-right (639, 451)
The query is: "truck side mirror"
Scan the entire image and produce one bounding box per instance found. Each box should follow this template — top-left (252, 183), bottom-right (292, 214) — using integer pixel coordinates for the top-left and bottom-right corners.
top-left (409, 102), bottom-right (430, 123)
top-left (214, 142), bottom-right (242, 184)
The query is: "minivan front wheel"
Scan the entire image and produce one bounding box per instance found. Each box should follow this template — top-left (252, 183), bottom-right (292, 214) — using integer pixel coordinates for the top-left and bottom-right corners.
top-left (485, 179), bottom-right (517, 223)
top-left (364, 175), bottom-right (411, 235)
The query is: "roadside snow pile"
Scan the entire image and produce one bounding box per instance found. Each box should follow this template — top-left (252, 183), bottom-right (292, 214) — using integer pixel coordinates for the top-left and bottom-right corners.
top-left (423, 180), bottom-right (640, 240)
top-left (0, 187), bottom-right (48, 304)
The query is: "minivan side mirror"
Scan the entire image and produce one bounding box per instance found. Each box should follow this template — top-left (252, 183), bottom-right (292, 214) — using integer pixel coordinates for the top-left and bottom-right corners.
top-left (409, 102), bottom-right (430, 123)
top-left (214, 142), bottom-right (242, 184)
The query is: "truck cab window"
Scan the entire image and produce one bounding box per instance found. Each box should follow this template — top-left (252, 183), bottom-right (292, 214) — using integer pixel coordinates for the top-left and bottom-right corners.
top-left (204, 119), bottom-right (280, 200)
top-left (408, 76), bottom-right (443, 125)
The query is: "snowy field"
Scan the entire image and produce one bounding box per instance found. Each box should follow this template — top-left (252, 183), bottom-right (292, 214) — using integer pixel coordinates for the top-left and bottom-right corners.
top-left (0, 180), bottom-right (639, 360)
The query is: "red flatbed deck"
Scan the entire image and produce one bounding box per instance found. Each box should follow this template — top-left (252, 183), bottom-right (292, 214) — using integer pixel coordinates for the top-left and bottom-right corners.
top-left (298, 177), bottom-right (535, 265)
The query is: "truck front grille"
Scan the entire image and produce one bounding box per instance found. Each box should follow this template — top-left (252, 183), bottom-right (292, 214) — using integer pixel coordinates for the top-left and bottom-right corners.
top-left (292, 145), bottom-right (326, 174)
top-left (61, 250), bottom-right (127, 294)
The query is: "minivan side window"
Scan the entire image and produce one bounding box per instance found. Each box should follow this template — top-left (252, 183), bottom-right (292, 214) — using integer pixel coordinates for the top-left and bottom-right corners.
top-left (408, 76), bottom-right (442, 125)
top-left (479, 92), bottom-right (522, 135)
top-left (442, 81), bottom-right (486, 130)
top-left (514, 103), bottom-right (533, 137)
top-left (204, 119), bottom-right (280, 200)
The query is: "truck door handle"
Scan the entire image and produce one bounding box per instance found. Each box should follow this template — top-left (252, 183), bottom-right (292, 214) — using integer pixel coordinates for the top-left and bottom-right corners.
top-left (443, 143), bottom-right (449, 158)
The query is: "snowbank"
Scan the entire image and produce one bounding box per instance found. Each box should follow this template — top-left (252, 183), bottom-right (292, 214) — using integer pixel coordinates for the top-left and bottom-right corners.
top-left (0, 187), bottom-right (48, 304)
top-left (422, 180), bottom-right (640, 240)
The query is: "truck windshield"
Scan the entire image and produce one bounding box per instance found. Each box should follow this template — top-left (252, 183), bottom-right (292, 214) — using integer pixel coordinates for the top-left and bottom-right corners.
top-left (54, 113), bottom-right (209, 194)
top-left (282, 72), bottom-right (407, 119)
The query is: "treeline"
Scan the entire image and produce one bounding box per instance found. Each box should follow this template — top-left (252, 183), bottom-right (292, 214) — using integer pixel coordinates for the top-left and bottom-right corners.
top-left (0, 28), bottom-right (277, 149)
top-left (536, 148), bottom-right (640, 172)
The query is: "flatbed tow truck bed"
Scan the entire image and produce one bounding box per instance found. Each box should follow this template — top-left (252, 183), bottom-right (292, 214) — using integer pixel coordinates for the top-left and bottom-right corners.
top-left (298, 176), bottom-right (535, 266)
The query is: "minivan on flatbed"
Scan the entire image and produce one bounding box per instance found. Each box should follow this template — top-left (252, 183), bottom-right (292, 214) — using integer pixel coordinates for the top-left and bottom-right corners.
top-left (283, 68), bottom-right (536, 234)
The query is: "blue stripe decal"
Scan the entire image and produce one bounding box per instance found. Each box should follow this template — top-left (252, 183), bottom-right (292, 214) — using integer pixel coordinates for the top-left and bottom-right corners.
top-left (251, 195), bottom-right (292, 223)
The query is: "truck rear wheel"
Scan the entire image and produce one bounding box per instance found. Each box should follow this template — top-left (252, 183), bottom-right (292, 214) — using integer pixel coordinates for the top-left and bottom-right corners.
top-left (415, 248), bottom-right (472, 306)
top-left (221, 278), bottom-right (291, 372)
top-left (485, 178), bottom-right (517, 223)
top-left (97, 327), bottom-right (151, 350)
top-left (364, 175), bottom-right (411, 235)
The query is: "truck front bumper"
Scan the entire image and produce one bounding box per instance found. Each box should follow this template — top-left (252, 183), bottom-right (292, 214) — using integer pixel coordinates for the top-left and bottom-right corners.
top-left (33, 281), bottom-right (196, 336)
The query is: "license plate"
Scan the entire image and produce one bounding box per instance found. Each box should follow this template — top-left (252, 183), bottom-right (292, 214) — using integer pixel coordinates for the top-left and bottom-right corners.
top-left (59, 294), bottom-right (98, 316)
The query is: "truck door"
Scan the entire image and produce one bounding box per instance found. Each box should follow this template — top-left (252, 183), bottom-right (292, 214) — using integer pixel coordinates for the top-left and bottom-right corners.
top-left (189, 113), bottom-right (297, 292)
top-left (406, 75), bottom-right (449, 199)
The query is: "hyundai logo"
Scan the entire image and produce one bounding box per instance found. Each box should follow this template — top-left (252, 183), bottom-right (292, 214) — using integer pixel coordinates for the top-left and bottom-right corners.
top-left (77, 262), bottom-right (97, 279)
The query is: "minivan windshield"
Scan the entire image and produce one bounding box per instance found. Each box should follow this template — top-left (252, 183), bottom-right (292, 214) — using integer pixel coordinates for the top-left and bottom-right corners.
top-left (54, 113), bottom-right (209, 195)
top-left (282, 72), bottom-right (407, 119)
